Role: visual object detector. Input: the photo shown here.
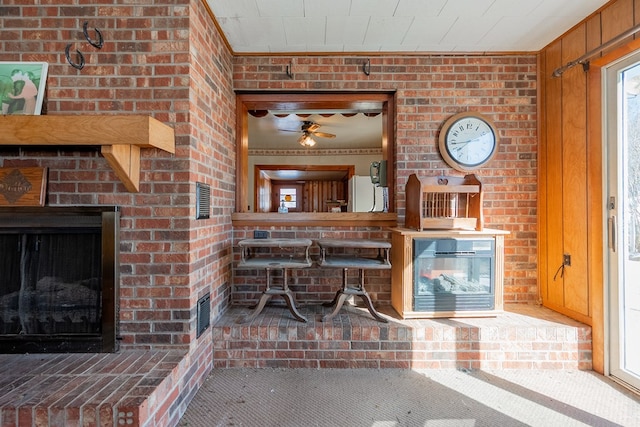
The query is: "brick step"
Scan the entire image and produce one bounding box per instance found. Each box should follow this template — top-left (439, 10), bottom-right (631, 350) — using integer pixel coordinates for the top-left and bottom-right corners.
top-left (0, 350), bottom-right (196, 427)
top-left (213, 304), bottom-right (592, 370)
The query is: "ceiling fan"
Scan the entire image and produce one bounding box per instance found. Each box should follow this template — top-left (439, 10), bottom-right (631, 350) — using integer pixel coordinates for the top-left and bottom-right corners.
top-left (282, 121), bottom-right (336, 147)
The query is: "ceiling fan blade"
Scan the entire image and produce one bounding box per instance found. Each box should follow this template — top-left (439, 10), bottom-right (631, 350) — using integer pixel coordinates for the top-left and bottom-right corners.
top-left (306, 123), bottom-right (321, 132)
top-left (312, 131), bottom-right (336, 138)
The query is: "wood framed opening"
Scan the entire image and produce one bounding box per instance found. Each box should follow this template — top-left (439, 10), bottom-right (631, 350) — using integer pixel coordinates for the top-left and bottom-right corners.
top-left (254, 164), bottom-right (355, 213)
top-left (234, 91), bottom-right (397, 226)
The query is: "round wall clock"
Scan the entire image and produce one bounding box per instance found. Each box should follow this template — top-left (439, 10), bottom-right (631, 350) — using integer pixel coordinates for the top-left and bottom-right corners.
top-left (438, 112), bottom-right (499, 172)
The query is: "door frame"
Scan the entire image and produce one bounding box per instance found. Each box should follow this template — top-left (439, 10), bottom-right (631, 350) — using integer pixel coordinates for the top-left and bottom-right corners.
top-left (590, 39), bottom-right (640, 376)
top-left (601, 47), bottom-right (640, 390)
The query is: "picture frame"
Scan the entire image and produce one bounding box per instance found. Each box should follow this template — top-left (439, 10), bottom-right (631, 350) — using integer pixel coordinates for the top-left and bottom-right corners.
top-left (0, 61), bottom-right (48, 115)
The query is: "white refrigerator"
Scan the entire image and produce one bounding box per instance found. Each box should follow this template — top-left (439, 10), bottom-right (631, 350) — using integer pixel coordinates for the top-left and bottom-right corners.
top-left (348, 176), bottom-right (385, 212)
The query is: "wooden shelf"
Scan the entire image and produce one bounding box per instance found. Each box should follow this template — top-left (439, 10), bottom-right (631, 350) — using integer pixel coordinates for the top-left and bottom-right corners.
top-left (0, 115), bottom-right (175, 192)
top-left (231, 212), bottom-right (397, 227)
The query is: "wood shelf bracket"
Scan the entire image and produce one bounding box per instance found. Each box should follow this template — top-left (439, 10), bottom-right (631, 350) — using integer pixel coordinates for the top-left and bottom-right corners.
top-left (0, 115), bottom-right (176, 192)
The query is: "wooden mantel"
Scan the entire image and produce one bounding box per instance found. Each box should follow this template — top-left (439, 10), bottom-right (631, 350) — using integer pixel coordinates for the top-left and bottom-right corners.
top-left (0, 115), bottom-right (175, 192)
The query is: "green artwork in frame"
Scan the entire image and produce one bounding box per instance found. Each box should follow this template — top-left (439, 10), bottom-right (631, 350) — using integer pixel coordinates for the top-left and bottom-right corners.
top-left (0, 61), bottom-right (48, 115)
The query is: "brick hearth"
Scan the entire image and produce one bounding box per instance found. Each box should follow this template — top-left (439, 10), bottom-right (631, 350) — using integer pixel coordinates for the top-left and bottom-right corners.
top-left (213, 303), bottom-right (592, 370)
top-left (0, 350), bottom-right (199, 427)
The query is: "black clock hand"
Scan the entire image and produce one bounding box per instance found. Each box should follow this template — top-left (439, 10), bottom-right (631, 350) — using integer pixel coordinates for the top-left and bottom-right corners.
top-left (449, 140), bottom-right (471, 147)
top-left (450, 135), bottom-right (484, 146)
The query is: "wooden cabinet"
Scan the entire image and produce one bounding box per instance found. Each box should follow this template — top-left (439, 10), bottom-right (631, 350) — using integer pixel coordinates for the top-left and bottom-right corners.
top-left (391, 228), bottom-right (507, 319)
top-left (405, 174), bottom-right (484, 231)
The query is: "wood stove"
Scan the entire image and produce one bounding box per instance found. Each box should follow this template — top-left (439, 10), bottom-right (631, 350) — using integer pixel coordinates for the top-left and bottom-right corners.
top-left (0, 206), bottom-right (119, 353)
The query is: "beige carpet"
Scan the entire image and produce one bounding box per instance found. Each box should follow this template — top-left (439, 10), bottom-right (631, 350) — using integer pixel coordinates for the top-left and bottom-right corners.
top-left (179, 368), bottom-right (640, 427)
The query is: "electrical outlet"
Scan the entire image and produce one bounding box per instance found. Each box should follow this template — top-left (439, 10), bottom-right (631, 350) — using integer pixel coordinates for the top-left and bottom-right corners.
top-left (254, 230), bottom-right (269, 239)
top-left (563, 254), bottom-right (571, 266)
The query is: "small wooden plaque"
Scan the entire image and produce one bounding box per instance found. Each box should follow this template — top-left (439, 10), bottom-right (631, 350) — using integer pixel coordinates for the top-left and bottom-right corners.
top-left (0, 167), bottom-right (47, 206)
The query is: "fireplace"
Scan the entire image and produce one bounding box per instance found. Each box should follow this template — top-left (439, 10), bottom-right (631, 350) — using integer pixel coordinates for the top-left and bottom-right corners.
top-left (413, 238), bottom-right (494, 312)
top-left (390, 228), bottom-right (506, 318)
top-left (0, 206), bottom-right (119, 353)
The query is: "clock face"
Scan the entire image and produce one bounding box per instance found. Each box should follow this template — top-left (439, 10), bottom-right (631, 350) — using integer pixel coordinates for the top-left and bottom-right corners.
top-left (439, 112), bottom-right (498, 172)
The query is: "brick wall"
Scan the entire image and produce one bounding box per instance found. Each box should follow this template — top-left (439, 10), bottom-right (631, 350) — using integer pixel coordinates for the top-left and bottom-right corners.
top-left (233, 55), bottom-right (538, 304)
top-left (0, 0), bottom-right (236, 353)
top-left (187, 0), bottom-right (236, 344)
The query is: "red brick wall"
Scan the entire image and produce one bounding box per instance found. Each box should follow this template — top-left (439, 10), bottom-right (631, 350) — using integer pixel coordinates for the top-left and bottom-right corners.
top-left (0, 0), bottom-right (236, 352)
top-left (233, 56), bottom-right (538, 304)
top-left (187, 0), bottom-right (236, 338)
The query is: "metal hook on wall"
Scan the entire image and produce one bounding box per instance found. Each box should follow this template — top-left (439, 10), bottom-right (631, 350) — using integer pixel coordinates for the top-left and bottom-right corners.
top-left (65, 44), bottom-right (85, 70)
top-left (82, 21), bottom-right (104, 49)
top-left (286, 61), bottom-right (294, 79)
top-left (363, 58), bottom-right (371, 76)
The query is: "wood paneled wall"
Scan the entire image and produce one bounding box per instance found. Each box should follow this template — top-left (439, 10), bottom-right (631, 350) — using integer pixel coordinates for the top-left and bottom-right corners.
top-left (303, 180), bottom-right (347, 213)
top-left (260, 179), bottom-right (347, 213)
top-left (539, 0), bottom-right (640, 373)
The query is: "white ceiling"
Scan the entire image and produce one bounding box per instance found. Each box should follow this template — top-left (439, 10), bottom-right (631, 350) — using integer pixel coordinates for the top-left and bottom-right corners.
top-left (227, 0), bottom-right (610, 180)
top-left (206, 0), bottom-right (610, 54)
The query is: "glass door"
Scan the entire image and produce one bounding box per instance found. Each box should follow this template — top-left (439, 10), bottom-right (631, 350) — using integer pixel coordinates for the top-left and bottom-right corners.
top-left (604, 52), bottom-right (640, 390)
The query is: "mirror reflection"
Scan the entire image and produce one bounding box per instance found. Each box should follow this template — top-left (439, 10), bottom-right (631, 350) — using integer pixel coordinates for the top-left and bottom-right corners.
top-left (248, 111), bottom-right (384, 213)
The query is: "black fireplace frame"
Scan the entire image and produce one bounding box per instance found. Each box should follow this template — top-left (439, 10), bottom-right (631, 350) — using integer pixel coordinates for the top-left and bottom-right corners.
top-left (0, 206), bottom-right (120, 353)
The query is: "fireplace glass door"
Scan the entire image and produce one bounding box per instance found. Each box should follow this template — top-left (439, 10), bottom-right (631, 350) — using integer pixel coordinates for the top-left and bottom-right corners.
top-left (0, 206), bottom-right (119, 353)
top-left (413, 238), bottom-right (494, 312)
top-left (0, 231), bottom-right (102, 336)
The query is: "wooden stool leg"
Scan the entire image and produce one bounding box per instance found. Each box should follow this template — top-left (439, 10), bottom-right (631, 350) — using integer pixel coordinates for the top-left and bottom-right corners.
top-left (281, 268), bottom-right (307, 322)
top-left (322, 292), bottom-right (340, 308)
top-left (321, 291), bottom-right (350, 322)
top-left (240, 292), bottom-right (272, 323)
top-left (239, 268), bottom-right (274, 323)
top-left (356, 269), bottom-right (388, 323)
top-left (322, 268), bottom-right (348, 308)
top-left (321, 268), bottom-right (349, 321)
top-left (281, 288), bottom-right (308, 322)
top-left (357, 292), bottom-right (388, 323)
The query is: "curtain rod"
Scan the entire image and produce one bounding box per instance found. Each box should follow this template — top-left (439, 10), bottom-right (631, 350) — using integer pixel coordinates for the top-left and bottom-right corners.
top-left (552, 23), bottom-right (640, 77)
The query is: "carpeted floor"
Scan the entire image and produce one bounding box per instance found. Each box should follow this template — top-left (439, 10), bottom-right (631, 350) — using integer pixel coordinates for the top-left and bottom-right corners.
top-left (179, 368), bottom-right (640, 427)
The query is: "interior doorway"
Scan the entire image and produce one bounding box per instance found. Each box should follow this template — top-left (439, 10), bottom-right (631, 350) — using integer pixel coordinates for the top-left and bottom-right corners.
top-left (255, 165), bottom-right (353, 213)
top-left (604, 50), bottom-right (640, 391)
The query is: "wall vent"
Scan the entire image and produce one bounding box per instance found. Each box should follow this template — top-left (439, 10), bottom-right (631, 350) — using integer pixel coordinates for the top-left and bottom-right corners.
top-left (196, 182), bottom-right (210, 219)
top-left (196, 292), bottom-right (211, 338)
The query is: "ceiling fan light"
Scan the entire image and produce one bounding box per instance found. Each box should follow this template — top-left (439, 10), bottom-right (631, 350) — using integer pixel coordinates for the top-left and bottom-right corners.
top-left (298, 133), bottom-right (316, 147)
